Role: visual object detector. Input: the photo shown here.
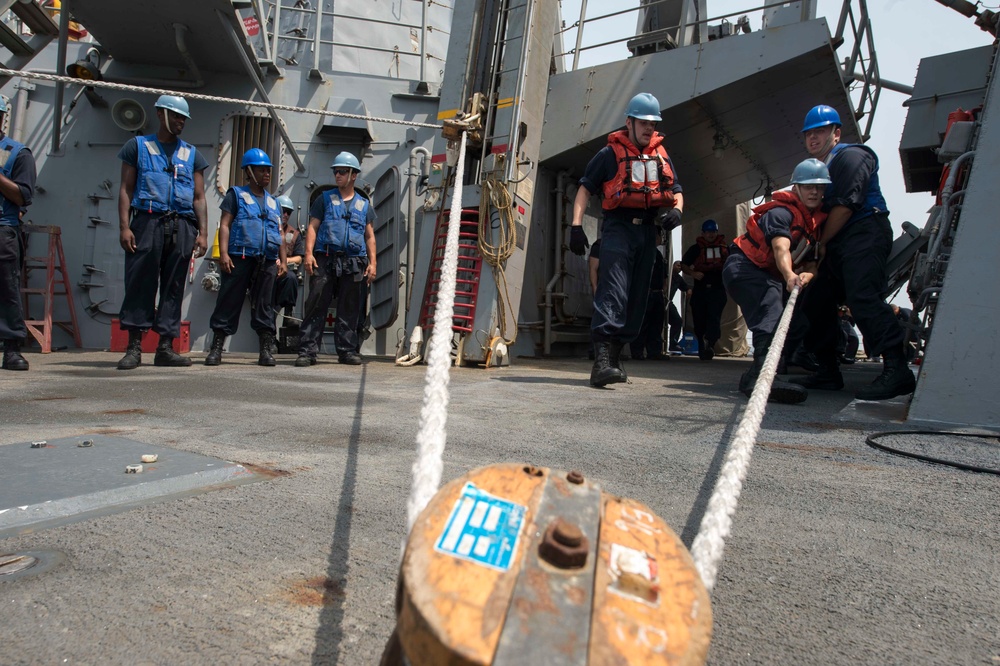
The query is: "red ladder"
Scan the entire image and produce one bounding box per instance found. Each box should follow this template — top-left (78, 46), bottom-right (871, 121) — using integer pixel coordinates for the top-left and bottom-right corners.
top-left (419, 208), bottom-right (482, 334)
top-left (20, 224), bottom-right (82, 352)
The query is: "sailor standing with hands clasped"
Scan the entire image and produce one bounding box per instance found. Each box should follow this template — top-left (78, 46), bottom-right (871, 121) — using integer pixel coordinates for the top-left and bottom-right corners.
top-left (295, 152), bottom-right (376, 367)
top-left (115, 95), bottom-right (209, 370)
top-left (204, 149), bottom-right (286, 367)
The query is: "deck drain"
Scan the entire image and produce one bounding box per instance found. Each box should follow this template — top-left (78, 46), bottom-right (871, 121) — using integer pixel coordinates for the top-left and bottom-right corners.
top-left (0, 550), bottom-right (64, 581)
top-left (0, 553), bottom-right (39, 576)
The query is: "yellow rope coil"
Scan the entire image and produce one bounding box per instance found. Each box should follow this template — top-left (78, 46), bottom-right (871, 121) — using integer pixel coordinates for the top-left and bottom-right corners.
top-left (479, 155), bottom-right (519, 346)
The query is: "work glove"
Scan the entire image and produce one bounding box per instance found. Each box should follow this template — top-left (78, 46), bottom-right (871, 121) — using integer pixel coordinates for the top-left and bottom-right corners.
top-left (659, 207), bottom-right (683, 232)
top-left (569, 225), bottom-right (590, 256)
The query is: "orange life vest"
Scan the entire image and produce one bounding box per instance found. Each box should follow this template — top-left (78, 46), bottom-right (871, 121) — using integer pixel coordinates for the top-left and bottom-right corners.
top-left (734, 190), bottom-right (826, 272)
top-left (601, 130), bottom-right (676, 211)
top-left (692, 234), bottom-right (728, 274)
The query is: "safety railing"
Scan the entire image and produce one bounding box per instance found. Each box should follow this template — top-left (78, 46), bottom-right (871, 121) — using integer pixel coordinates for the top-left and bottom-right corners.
top-left (244, 0), bottom-right (451, 85)
top-left (557, 0), bottom-right (881, 142)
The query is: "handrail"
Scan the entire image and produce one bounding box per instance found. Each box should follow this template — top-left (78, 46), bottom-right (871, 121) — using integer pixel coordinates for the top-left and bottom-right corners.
top-left (260, 0), bottom-right (440, 73)
top-left (560, 0), bottom-right (882, 146)
top-left (556, 1), bottom-right (811, 60)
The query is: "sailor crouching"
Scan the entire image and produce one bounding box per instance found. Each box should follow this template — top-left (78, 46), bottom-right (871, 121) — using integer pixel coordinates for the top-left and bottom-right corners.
top-left (723, 158), bottom-right (831, 404)
top-left (205, 149), bottom-right (286, 367)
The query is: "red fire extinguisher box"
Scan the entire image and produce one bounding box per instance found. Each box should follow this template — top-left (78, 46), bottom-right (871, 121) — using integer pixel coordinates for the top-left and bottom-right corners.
top-left (109, 320), bottom-right (191, 353)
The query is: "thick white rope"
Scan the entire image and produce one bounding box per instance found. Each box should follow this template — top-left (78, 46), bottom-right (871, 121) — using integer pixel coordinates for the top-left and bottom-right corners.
top-left (406, 132), bottom-right (468, 532)
top-left (0, 68), bottom-right (443, 129)
top-left (690, 285), bottom-right (801, 593)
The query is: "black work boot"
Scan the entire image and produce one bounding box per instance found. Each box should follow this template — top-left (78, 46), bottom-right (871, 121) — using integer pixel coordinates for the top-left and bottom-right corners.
top-left (789, 355), bottom-right (844, 391)
top-left (788, 345), bottom-right (819, 372)
top-left (295, 351), bottom-right (316, 367)
top-left (2, 339), bottom-right (29, 371)
top-left (740, 336), bottom-right (807, 404)
top-left (608, 341), bottom-right (628, 382)
top-left (205, 330), bottom-right (225, 366)
top-left (117, 330), bottom-right (143, 370)
top-left (699, 337), bottom-right (715, 361)
top-left (154, 336), bottom-right (192, 367)
top-left (855, 345), bottom-right (916, 401)
top-left (338, 351), bottom-right (362, 365)
top-left (258, 332), bottom-right (277, 367)
top-left (590, 342), bottom-right (625, 387)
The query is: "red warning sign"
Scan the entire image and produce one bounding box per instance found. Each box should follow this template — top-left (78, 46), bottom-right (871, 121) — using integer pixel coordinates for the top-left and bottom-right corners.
top-left (243, 16), bottom-right (260, 37)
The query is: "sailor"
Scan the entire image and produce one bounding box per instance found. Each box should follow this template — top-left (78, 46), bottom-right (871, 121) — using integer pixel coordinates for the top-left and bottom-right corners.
top-left (0, 97), bottom-right (37, 371)
top-left (792, 105), bottom-right (916, 400)
top-left (296, 152), bottom-right (376, 366)
top-left (680, 219), bottom-right (729, 361)
top-left (668, 261), bottom-right (692, 356)
top-left (723, 158), bottom-right (831, 403)
top-left (630, 227), bottom-right (668, 361)
top-left (273, 194), bottom-right (304, 317)
top-left (569, 92), bottom-right (684, 386)
top-left (204, 149), bottom-right (286, 367)
top-left (116, 94), bottom-right (208, 370)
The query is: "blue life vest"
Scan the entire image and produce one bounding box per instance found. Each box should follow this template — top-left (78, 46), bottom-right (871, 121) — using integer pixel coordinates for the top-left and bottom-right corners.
top-left (317, 188), bottom-right (369, 257)
top-left (826, 142), bottom-right (889, 226)
top-left (228, 186), bottom-right (282, 260)
top-left (130, 135), bottom-right (197, 217)
top-left (0, 136), bottom-right (26, 227)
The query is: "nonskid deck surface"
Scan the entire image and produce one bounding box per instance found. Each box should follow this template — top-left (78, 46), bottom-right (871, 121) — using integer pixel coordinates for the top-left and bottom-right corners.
top-left (1, 351), bottom-right (997, 664)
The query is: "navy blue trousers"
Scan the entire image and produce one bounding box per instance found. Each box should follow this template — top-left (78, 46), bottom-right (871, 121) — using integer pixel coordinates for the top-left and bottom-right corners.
top-left (804, 214), bottom-right (903, 359)
top-left (631, 292), bottom-right (665, 358)
top-left (691, 283), bottom-right (727, 346)
top-left (723, 252), bottom-right (785, 349)
top-left (118, 211), bottom-right (197, 338)
top-left (208, 256), bottom-right (278, 336)
top-left (298, 253), bottom-right (367, 356)
top-left (0, 225), bottom-right (25, 341)
top-left (591, 219), bottom-right (656, 344)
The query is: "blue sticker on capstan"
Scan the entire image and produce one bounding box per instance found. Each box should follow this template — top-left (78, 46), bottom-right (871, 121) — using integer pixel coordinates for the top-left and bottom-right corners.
top-left (435, 482), bottom-right (526, 571)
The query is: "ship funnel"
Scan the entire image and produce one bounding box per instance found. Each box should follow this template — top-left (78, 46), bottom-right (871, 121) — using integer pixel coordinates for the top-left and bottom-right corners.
top-left (111, 98), bottom-right (146, 132)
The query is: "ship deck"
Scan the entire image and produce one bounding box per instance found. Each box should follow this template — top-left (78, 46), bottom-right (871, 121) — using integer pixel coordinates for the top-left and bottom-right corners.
top-left (2, 350), bottom-right (998, 664)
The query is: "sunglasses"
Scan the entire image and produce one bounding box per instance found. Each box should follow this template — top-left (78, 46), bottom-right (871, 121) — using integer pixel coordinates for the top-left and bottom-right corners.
top-left (333, 168), bottom-right (353, 176)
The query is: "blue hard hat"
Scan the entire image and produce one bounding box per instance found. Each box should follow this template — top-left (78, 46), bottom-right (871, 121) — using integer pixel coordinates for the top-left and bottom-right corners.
top-left (702, 219), bottom-right (719, 232)
top-left (625, 93), bottom-right (662, 121)
top-left (331, 151), bottom-right (361, 172)
top-left (276, 195), bottom-right (294, 211)
top-left (801, 105), bottom-right (841, 132)
top-left (154, 94), bottom-right (191, 119)
top-left (241, 148), bottom-right (272, 168)
top-left (0, 97), bottom-right (8, 114)
top-left (790, 158), bottom-right (832, 185)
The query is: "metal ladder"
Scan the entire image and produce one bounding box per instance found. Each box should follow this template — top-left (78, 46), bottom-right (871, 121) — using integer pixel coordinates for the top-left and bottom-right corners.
top-left (478, 0), bottom-right (536, 181)
top-left (418, 209), bottom-right (483, 335)
top-left (0, 0), bottom-right (59, 78)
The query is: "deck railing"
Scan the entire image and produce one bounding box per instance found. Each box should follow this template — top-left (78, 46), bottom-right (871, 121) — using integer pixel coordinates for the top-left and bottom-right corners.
top-left (557, 0), bottom-right (882, 141)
